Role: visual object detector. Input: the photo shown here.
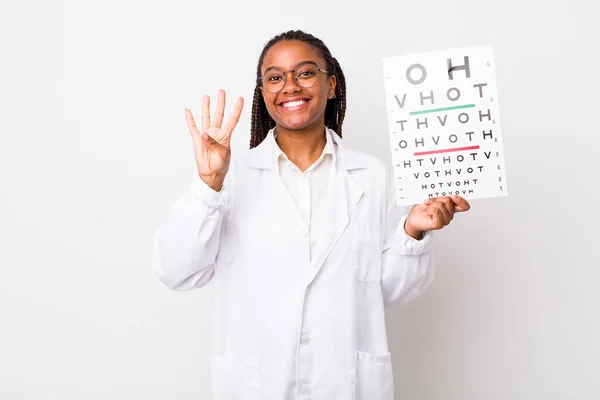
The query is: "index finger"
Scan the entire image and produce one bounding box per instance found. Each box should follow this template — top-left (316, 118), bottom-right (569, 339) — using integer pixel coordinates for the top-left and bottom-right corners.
top-left (222, 97), bottom-right (244, 136)
top-left (450, 195), bottom-right (471, 212)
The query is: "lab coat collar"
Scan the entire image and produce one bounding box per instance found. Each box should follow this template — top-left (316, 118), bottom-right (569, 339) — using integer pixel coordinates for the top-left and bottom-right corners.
top-left (270, 127), bottom-right (336, 171)
top-left (246, 128), bottom-right (369, 171)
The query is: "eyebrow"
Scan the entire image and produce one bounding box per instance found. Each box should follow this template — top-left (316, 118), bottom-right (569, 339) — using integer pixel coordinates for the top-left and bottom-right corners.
top-left (262, 60), bottom-right (319, 75)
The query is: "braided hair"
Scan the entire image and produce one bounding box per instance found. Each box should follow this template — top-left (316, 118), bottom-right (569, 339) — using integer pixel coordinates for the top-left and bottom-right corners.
top-left (250, 30), bottom-right (347, 149)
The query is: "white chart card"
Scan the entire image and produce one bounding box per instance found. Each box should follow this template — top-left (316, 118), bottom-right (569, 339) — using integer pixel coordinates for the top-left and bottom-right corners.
top-left (382, 45), bottom-right (508, 206)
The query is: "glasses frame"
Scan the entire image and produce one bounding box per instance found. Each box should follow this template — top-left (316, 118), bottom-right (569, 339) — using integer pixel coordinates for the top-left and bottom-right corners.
top-left (258, 63), bottom-right (330, 94)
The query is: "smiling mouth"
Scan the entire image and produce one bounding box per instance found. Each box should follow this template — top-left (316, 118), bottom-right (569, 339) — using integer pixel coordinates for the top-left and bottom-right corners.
top-left (280, 99), bottom-right (309, 108)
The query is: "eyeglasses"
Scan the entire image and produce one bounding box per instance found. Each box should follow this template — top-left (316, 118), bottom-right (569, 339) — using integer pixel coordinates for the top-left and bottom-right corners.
top-left (258, 63), bottom-right (330, 94)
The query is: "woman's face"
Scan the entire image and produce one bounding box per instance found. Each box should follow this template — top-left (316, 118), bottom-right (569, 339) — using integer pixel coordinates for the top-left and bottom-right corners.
top-left (260, 40), bottom-right (336, 132)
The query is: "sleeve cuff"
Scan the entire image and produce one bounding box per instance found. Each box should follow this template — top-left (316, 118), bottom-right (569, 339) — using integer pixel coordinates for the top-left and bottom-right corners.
top-left (390, 214), bottom-right (433, 256)
top-left (189, 173), bottom-right (229, 209)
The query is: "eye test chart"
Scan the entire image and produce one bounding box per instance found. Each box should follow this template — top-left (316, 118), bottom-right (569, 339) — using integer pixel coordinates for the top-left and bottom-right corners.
top-left (382, 45), bottom-right (508, 206)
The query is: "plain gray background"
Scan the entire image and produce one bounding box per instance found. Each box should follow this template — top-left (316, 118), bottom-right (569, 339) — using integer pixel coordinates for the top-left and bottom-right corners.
top-left (1, 0), bottom-right (598, 398)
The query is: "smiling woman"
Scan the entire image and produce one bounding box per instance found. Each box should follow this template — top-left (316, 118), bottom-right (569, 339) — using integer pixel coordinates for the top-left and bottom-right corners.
top-left (152, 29), bottom-right (470, 400)
top-left (250, 31), bottom-right (346, 152)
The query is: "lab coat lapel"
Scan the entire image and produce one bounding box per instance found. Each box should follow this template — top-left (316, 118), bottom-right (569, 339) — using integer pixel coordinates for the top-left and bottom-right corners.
top-left (307, 131), bottom-right (365, 283)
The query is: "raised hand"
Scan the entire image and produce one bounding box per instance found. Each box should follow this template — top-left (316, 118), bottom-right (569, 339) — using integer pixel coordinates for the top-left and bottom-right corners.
top-left (404, 196), bottom-right (471, 239)
top-left (185, 90), bottom-right (244, 191)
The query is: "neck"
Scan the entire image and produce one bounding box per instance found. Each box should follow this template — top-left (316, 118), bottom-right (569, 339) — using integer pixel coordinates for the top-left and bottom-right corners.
top-left (275, 124), bottom-right (327, 172)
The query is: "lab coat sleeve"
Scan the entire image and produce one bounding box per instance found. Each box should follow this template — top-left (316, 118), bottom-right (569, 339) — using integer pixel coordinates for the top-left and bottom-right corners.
top-left (381, 168), bottom-right (435, 308)
top-left (152, 172), bottom-right (231, 291)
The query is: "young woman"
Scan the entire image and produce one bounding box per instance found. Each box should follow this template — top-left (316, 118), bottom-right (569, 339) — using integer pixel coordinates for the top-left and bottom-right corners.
top-left (153, 30), bottom-right (470, 400)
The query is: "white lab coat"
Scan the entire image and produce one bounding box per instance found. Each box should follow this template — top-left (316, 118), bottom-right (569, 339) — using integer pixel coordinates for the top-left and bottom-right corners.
top-left (153, 129), bottom-right (434, 400)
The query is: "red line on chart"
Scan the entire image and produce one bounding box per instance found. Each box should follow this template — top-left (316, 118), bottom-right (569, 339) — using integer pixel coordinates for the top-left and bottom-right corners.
top-left (414, 145), bottom-right (480, 156)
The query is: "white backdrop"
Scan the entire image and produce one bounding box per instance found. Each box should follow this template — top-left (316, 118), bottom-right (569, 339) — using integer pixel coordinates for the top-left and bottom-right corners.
top-left (1, 0), bottom-right (599, 399)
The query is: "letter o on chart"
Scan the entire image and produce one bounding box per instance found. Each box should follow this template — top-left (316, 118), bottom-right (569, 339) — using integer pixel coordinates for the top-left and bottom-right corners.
top-left (447, 87), bottom-right (460, 101)
top-left (406, 63), bottom-right (427, 85)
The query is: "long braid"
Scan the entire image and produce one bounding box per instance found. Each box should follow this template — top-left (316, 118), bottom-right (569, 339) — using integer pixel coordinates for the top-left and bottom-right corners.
top-left (250, 86), bottom-right (275, 149)
top-left (325, 56), bottom-right (346, 136)
top-left (250, 30), bottom-right (347, 149)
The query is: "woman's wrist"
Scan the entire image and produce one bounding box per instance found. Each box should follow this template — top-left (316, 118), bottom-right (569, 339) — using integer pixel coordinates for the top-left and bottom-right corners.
top-left (199, 173), bottom-right (225, 192)
top-left (404, 218), bottom-right (424, 240)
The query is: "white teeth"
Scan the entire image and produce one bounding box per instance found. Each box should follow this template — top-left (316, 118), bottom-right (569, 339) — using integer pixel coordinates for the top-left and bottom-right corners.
top-left (282, 100), bottom-right (307, 108)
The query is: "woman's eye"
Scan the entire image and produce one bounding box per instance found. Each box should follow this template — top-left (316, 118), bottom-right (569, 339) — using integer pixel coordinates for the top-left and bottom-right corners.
top-left (298, 70), bottom-right (316, 77)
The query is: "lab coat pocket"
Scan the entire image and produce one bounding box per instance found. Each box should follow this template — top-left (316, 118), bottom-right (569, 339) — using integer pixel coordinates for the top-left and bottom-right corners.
top-left (210, 355), bottom-right (260, 400)
top-left (352, 228), bottom-right (382, 283)
top-left (353, 350), bottom-right (394, 400)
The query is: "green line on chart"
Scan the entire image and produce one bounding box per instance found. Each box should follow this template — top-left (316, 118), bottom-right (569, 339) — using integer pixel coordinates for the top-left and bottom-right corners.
top-left (409, 104), bottom-right (475, 115)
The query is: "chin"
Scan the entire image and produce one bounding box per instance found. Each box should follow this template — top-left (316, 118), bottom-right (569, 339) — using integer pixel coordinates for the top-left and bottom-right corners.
top-left (276, 117), bottom-right (313, 131)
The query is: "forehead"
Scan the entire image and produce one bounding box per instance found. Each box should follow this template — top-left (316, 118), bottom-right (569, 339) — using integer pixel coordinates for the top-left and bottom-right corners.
top-left (261, 40), bottom-right (325, 72)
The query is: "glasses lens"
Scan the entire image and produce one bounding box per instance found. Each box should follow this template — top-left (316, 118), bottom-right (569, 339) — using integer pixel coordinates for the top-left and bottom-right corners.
top-left (262, 70), bottom-right (285, 93)
top-left (295, 66), bottom-right (319, 88)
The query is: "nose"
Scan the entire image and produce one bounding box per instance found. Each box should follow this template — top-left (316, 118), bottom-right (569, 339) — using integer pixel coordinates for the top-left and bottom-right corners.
top-left (281, 70), bottom-right (300, 94)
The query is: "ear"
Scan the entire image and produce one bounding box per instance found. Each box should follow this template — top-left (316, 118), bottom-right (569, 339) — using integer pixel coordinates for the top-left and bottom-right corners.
top-left (327, 75), bottom-right (337, 99)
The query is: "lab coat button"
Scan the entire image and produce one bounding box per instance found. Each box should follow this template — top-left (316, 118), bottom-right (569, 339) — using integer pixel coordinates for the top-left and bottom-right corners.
top-left (300, 335), bottom-right (311, 345)
top-left (300, 388), bottom-right (311, 396)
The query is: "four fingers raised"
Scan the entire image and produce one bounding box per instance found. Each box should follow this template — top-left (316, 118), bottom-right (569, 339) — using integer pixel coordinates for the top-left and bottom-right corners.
top-left (188, 90), bottom-right (244, 134)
